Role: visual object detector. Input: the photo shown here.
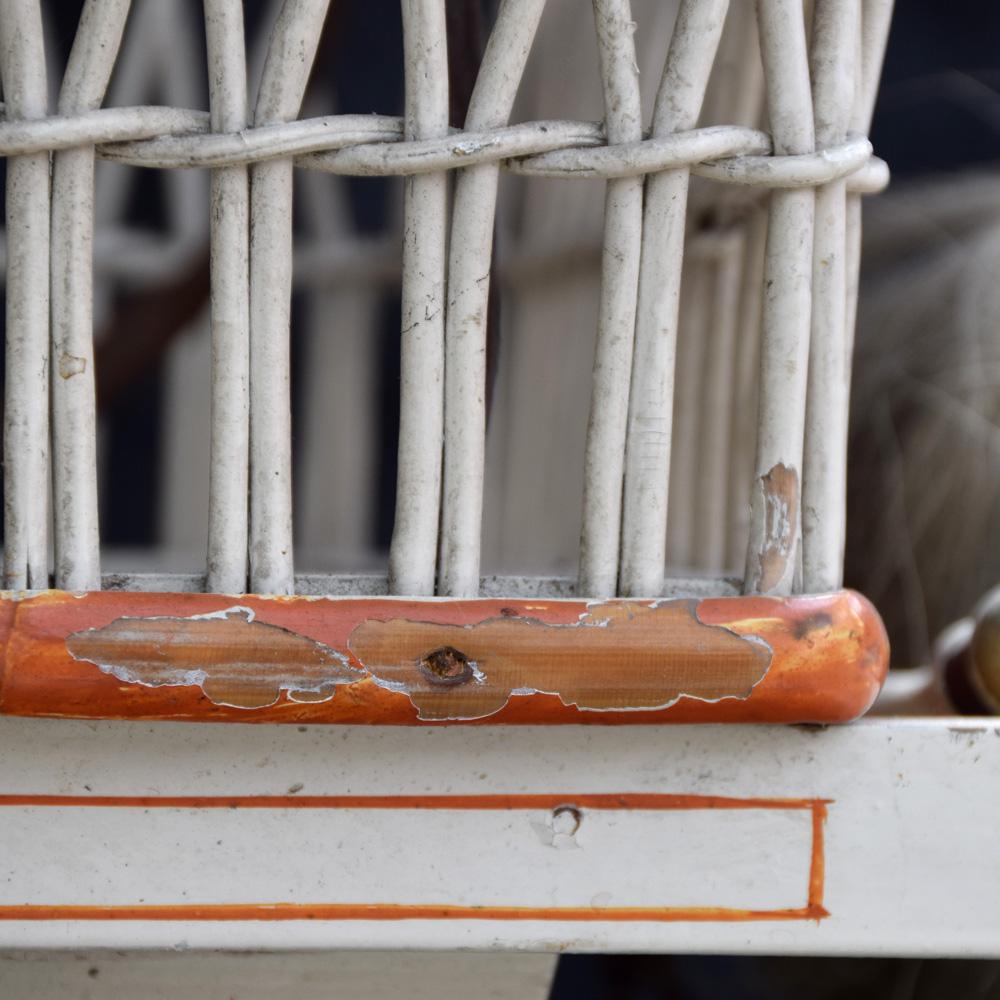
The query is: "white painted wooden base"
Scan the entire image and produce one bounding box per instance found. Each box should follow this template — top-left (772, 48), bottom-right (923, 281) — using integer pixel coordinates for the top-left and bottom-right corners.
top-left (0, 717), bottom-right (996, 957)
top-left (0, 950), bottom-right (558, 999)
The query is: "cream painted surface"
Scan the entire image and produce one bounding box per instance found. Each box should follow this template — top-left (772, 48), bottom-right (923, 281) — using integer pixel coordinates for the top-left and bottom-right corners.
top-left (2, 802), bottom-right (812, 913)
top-left (0, 717), bottom-right (996, 956)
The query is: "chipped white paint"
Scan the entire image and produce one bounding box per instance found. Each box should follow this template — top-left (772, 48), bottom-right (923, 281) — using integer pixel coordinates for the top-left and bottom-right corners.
top-left (743, 0), bottom-right (816, 595)
top-left (765, 488), bottom-right (792, 549)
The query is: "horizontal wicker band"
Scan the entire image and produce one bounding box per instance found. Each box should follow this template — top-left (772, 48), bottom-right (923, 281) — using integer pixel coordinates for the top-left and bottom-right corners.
top-left (0, 105), bottom-right (887, 191)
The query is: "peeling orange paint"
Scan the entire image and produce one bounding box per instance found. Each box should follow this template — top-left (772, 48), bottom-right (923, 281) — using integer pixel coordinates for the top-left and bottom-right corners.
top-left (67, 606), bottom-right (361, 709)
top-left (0, 589), bottom-right (888, 724)
top-left (350, 601), bottom-right (771, 719)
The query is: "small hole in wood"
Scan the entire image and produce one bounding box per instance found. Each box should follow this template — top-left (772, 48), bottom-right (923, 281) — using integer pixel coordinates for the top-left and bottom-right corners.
top-left (420, 646), bottom-right (474, 686)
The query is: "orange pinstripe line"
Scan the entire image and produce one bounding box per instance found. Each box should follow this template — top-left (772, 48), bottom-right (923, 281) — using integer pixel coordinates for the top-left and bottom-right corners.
top-left (0, 793), bottom-right (829, 922)
top-left (0, 903), bottom-right (828, 922)
top-left (0, 792), bottom-right (827, 811)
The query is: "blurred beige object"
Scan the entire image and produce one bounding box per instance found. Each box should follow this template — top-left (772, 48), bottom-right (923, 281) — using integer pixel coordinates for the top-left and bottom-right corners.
top-left (872, 621), bottom-right (959, 716)
top-left (874, 589), bottom-right (1000, 717)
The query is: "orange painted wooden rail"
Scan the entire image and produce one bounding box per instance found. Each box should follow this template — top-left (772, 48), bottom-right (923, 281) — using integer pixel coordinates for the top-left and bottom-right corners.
top-left (0, 589), bottom-right (887, 724)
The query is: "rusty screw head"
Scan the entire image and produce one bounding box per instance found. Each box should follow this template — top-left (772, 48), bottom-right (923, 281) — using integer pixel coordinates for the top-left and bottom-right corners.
top-left (420, 646), bottom-right (474, 686)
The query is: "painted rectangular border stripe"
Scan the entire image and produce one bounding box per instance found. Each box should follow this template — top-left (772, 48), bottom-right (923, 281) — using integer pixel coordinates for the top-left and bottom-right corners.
top-left (0, 793), bottom-right (829, 922)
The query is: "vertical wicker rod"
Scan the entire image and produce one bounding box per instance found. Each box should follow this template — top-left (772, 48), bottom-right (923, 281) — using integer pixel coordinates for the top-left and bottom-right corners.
top-left (743, 0), bottom-right (815, 595)
top-left (50, 0), bottom-right (132, 592)
top-left (248, 0), bottom-right (331, 595)
top-left (619, 0), bottom-right (729, 597)
top-left (577, 0), bottom-right (644, 599)
top-left (0, 0), bottom-right (50, 590)
top-left (389, 0), bottom-right (450, 597)
top-left (801, 0), bottom-right (857, 592)
top-left (439, 0), bottom-right (548, 598)
top-left (205, 0), bottom-right (251, 594)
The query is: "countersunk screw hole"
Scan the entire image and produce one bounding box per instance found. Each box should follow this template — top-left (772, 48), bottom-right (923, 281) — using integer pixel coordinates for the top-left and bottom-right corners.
top-left (420, 646), bottom-right (474, 686)
top-left (552, 805), bottom-right (582, 836)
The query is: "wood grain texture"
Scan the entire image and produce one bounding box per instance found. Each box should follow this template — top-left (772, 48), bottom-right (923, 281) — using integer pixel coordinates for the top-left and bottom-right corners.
top-left (0, 589), bottom-right (887, 724)
top-left (350, 601), bottom-right (771, 719)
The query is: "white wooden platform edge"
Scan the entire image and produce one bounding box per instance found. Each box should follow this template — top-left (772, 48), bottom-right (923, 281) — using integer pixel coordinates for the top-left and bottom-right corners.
top-left (0, 716), bottom-right (995, 957)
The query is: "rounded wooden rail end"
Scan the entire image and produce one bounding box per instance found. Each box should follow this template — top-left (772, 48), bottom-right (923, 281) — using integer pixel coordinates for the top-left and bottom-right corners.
top-left (0, 589), bottom-right (887, 725)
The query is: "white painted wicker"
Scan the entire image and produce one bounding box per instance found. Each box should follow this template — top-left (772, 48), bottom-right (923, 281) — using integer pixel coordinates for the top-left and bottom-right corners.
top-left (0, 0), bottom-right (892, 598)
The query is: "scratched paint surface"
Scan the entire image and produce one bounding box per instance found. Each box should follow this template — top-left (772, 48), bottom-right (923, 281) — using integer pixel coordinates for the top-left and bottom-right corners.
top-left (65, 600), bottom-right (770, 720)
top-left (0, 590), bottom-right (889, 724)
